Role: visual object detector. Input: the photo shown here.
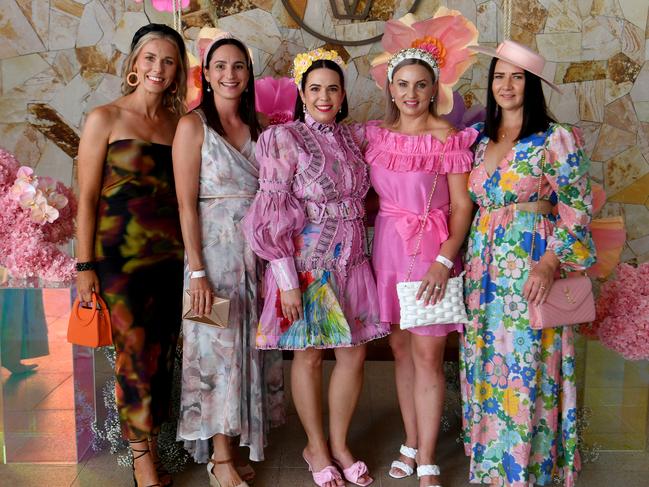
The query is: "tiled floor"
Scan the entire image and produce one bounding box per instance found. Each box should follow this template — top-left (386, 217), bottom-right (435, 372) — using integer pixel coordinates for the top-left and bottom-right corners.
top-left (1, 361), bottom-right (648, 486)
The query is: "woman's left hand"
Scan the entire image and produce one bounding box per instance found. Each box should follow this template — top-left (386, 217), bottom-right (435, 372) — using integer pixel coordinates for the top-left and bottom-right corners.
top-left (523, 261), bottom-right (556, 306)
top-left (417, 262), bottom-right (451, 306)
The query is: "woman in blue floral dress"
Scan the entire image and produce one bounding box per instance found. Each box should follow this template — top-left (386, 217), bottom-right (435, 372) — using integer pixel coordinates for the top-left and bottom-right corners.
top-left (460, 41), bottom-right (596, 486)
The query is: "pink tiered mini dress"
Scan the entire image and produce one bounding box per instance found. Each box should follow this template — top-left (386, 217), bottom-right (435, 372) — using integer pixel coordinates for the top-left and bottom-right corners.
top-left (364, 122), bottom-right (478, 336)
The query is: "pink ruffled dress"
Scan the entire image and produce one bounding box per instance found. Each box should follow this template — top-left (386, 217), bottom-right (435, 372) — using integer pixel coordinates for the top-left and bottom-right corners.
top-left (364, 122), bottom-right (478, 336)
top-left (242, 114), bottom-right (387, 350)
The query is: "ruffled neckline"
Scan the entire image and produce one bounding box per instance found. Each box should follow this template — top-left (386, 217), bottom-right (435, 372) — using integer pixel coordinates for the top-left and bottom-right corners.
top-left (305, 112), bottom-right (338, 134)
top-left (365, 122), bottom-right (478, 173)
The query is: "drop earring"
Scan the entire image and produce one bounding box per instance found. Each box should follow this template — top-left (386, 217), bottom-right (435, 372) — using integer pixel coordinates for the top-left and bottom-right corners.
top-left (430, 95), bottom-right (435, 103)
top-left (303, 103), bottom-right (307, 113)
top-left (206, 84), bottom-right (211, 92)
top-left (391, 97), bottom-right (395, 102)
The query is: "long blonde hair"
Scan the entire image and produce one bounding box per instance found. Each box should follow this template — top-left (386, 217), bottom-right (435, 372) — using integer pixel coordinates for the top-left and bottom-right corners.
top-left (121, 30), bottom-right (189, 115)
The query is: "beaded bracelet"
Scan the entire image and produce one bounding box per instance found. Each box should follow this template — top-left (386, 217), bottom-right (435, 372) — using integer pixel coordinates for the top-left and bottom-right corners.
top-left (75, 261), bottom-right (96, 272)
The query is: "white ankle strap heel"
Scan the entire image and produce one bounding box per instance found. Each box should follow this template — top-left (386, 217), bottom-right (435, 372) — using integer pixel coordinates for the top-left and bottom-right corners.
top-left (389, 444), bottom-right (417, 479)
top-left (416, 464), bottom-right (441, 487)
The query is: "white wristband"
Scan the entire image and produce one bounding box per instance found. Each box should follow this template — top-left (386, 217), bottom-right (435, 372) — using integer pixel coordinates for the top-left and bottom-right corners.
top-left (435, 254), bottom-right (454, 270)
top-left (190, 269), bottom-right (206, 279)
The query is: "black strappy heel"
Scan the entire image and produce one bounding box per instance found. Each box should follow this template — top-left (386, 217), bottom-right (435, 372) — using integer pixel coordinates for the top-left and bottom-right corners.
top-left (129, 438), bottom-right (161, 487)
top-left (148, 433), bottom-right (173, 487)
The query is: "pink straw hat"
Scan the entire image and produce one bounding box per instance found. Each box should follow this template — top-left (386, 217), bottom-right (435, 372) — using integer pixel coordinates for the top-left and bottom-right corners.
top-left (470, 40), bottom-right (562, 93)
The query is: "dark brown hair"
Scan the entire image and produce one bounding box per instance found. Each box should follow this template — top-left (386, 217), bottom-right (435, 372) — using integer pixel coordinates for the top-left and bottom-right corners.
top-left (293, 59), bottom-right (349, 123)
top-left (484, 57), bottom-right (554, 142)
top-left (198, 38), bottom-right (261, 141)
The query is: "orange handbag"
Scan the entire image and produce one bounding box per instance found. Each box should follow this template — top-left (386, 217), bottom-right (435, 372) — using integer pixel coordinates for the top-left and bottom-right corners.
top-left (67, 293), bottom-right (113, 347)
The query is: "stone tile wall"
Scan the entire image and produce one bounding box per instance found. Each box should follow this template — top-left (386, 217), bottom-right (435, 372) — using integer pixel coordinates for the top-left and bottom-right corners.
top-left (0, 0), bottom-right (647, 262)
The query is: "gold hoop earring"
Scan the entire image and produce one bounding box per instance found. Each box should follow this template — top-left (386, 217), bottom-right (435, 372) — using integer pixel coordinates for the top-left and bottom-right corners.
top-left (168, 81), bottom-right (178, 94)
top-left (127, 71), bottom-right (139, 87)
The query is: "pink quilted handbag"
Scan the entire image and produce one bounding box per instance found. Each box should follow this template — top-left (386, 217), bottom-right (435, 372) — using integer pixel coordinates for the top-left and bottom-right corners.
top-left (526, 147), bottom-right (595, 330)
top-left (528, 275), bottom-right (595, 330)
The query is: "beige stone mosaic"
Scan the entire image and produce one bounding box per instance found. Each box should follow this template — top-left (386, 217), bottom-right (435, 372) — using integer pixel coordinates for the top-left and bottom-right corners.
top-left (0, 0), bottom-right (647, 261)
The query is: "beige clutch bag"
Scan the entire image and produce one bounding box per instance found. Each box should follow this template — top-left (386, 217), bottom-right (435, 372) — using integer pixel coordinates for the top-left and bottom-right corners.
top-left (182, 290), bottom-right (230, 328)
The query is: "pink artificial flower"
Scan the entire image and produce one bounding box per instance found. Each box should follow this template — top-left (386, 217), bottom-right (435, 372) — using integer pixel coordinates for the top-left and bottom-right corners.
top-left (370, 7), bottom-right (479, 115)
top-left (11, 178), bottom-right (35, 201)
top-left (133, 0), bottom-right (189, 13)
top-left (255, 77), bottom-right (297, 125)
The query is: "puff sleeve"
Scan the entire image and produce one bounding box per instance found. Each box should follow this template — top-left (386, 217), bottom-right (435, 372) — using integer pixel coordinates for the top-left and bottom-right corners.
top-left (242, 125), bottom-right (307, 290)
top-left (544, 124), bottom-right (596, 271)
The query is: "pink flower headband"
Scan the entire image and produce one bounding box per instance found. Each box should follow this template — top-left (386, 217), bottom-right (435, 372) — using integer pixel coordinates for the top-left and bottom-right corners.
top-left (186, 28), bottom-right (253, 111)
top-left (198, 30), bottom-right (249, 66)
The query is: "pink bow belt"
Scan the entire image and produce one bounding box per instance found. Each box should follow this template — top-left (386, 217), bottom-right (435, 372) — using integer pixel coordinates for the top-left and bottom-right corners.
top-left (379, 203), bottom-right (449, 259)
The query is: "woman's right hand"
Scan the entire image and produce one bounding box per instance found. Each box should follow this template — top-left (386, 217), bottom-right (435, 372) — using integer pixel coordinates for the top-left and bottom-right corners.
top-left (76, 270), bottom-right (101, 303)
top-left (190, 276), bottom-right (214, 317)
top-left (280, 288), bottom-right (303, 323)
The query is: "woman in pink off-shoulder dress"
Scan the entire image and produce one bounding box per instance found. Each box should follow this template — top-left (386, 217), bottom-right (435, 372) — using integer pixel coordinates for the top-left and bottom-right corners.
top-left (366, 41), bottom-right (477, 487)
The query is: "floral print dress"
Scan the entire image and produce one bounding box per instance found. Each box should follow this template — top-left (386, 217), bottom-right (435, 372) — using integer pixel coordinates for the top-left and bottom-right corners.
top-left (460, 123), bottom-right (596, 486)
top-left (177, 111), bottom-right (284, 463)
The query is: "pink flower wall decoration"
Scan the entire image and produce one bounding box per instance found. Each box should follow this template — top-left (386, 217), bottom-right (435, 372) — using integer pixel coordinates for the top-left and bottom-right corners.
top-left (0, 148), bottom-right (77, 283)
top-left (255, 77), bottom-right (297, 126)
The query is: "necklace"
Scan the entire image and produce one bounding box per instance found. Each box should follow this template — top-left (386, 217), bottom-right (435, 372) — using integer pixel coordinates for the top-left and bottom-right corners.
top-left (498, 127), bottom-right (519, 141)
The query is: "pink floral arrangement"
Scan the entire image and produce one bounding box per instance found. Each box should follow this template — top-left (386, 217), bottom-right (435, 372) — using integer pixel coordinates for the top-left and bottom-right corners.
top-left (595, 263), bottom-right (649, 360)
top-left (0, 148), bottom-right (77, 283)
top-left (255, 76), bottom-right (297, 125)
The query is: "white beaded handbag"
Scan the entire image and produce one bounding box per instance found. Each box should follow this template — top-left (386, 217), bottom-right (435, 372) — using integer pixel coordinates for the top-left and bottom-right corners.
top-left (396, 163), bottom-right (469, 329)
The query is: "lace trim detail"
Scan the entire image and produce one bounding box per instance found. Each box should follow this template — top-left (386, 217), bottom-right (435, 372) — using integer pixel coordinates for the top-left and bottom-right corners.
top-left (292, 123), bottom-right (325, 188)
top-left (311, 219), bottom-right (339, 269)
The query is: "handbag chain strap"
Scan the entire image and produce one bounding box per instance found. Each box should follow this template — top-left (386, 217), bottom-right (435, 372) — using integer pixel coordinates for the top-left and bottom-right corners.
top-left (405, 147), bottom-right (444, 281)
top-left (528, 150), bottom-right (545, 272)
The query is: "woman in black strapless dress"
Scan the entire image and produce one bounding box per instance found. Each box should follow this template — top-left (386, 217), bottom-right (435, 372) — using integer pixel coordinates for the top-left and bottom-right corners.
top-left (75, 24), bottom-right (188, 487)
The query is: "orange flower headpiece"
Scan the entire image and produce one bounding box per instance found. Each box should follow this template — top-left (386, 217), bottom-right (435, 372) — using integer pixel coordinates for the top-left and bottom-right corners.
top-left (371, 7), bottom-right (479, 115)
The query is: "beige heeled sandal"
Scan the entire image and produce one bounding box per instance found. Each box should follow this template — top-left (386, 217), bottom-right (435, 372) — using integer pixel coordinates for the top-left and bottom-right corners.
top-left (207, 456), bottom-right (250, 487)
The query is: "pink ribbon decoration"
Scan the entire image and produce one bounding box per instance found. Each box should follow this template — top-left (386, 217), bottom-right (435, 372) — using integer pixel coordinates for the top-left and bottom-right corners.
top-left (380, 203), bottom-right (449, 260)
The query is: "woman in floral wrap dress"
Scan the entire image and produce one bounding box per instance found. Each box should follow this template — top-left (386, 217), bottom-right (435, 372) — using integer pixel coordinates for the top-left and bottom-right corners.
top-left (460, 41), bottom-right (596, 487)
top-left (173, 34), bottom-right (284, 487)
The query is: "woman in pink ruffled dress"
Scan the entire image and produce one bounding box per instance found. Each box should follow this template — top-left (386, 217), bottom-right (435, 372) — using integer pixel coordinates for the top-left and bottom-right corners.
top-left (243, 49), bottom-right (387, 487)
top-left (365, 10), bottom-right (478, 487)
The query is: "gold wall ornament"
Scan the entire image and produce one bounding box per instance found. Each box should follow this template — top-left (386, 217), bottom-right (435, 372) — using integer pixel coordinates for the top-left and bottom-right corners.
top-left (281, 0), bottom-right (422, 46)
top-left (329, 0), bottom-right (371, 20)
